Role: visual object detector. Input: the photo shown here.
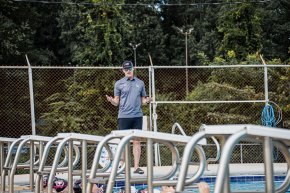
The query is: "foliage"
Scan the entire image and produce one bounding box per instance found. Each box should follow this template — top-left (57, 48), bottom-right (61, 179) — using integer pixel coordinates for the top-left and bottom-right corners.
top-left (186, 81), bottom-right (262, 125)
top-left (260, 0), bottom-right (290, 61)
top-left (217, 2), bottom-right (263, 59)
top-left (2, 0), bottom-right (290, 65)
top-left (0, 0), bottom-right (61, 65)
top-left (41, 69), bottom-right (121, 135)
top-left (57, 0), bottom-right (129, 65)
top-left (1, 0), bottom-right (289, 136)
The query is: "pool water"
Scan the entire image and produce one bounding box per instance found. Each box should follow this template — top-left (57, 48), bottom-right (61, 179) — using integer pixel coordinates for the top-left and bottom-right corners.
top-left (189, 181), bottom-right (290, 193)
top-left (112, 176), bottom-right (290, 193)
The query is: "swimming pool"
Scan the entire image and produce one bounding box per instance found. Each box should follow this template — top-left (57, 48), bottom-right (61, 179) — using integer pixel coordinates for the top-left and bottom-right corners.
top-left (189, 180), bottom-right (290, 193)
top-left (112, 175), bottom-right (290, 193)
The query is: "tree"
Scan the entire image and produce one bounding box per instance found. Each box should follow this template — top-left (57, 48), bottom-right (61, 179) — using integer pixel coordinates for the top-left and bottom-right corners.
top-left (260, 0), bottom-right (290, 61)
top-left (0, 0), bottom-right (61, 65)
top-left (217, 2), bottom-right (263, 60)
top-left (41, 69), bottom-right (122, 135)
top-left (58, 0), bottom-right (130, 66)
top-left (123, 0), bottom-right (167, 66)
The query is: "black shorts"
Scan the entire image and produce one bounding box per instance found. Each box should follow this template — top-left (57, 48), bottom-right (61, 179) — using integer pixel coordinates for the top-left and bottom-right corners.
top-left (118, 117), bottom-right (143, 130)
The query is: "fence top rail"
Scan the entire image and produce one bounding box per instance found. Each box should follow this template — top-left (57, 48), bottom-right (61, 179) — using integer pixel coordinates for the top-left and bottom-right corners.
top-left (155, 100), bottom-right (266, 104)
top-left (0, 66), bottom-right (148, 69)
top-left (111, 129), bottom-right (206, 145)
top-left (152, 64), bottom-right (290, 68)
top-left (0, 64), bottom-right (289, 69)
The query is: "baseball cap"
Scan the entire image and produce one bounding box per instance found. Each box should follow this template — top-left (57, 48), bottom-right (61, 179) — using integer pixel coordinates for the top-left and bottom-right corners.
top-left (122, 61), bottom-right (134, 69)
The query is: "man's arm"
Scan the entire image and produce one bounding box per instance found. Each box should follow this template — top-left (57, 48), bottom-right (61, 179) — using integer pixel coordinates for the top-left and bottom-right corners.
top-left (106, 95), bottom-right (120, 106)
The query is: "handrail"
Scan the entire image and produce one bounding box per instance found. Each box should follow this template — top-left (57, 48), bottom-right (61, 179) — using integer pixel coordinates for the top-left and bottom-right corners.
top-left (0, 138), bottom-right (16, 173)
top-left (174, 124), bottom-right (290, 193)
top-left (86, 130), bottom-right (207, 193)
top-left (1, 135), bottom-right (53, 193)
top-left (175, 131), bottom-right (207, 191)
top-left (171, 123), bottom-right (221, 173)
top-left (1, 138), bottom-right (25, 192)
top-left (87, 134), bottom-right (121, 193)
top-left (176, 124), bottom-right (249, 192)
top-left (35, 134), bottom-right (72, 193)
top-left (0, 137), bottom-right (16, 190)
top-left (213, 129), bottom-right (248, 193)
top-left (46, 133), bottom-right (114, 193)
top-left (206, 136), bottom-right (221, 165)
top-left (171, 122), bottom-right (187, 136)
top-left (152, 144), bottom-right (206, 186)
top-left (214, 125), bottom-right (290, 193)
top-left (273, 141), bottom-right (290, 193)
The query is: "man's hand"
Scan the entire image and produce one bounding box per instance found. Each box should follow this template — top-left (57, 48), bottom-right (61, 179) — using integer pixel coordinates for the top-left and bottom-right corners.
top-left (106, 95), bottom-right (113, 102)
top-left (145, 96), bottom-right (152, 104)
top-left (106, 95), bottom-right (119, 106)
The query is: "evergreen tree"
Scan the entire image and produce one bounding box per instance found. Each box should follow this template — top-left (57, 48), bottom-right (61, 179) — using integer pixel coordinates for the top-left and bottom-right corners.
top-left (217, 2), bottom-right (263, 60)
top-left (58, 0), bottom-right (130, 66)
top-left (260, 0), bottom-right (290, 61)
top-left (123, 0), bottom-right (167, 66)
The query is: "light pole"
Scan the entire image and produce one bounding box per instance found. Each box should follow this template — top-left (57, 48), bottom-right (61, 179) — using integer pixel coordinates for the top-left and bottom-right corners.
top-left (177, 27), bottom-right (193, 96)
top-left (129, 43), bottom-right (141, 69)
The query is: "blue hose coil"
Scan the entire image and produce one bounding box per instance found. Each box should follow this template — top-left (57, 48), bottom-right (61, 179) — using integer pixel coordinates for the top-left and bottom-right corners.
top-left (261, 104), bottom-right (276, 127)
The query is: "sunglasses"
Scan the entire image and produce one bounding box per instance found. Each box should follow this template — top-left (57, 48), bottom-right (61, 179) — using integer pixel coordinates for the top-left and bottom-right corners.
top-left (123, 68), bottom-right (133, 72)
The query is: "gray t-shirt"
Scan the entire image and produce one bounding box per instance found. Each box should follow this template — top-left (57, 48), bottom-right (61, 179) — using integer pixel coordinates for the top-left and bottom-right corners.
top-left (114, 76), bottom-right (147, 118)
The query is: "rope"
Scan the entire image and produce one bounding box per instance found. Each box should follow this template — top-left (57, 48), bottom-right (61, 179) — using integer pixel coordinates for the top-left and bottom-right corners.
top-left (261, 103), bottom-right (276, 127)
top-left (261, 102), bottom-right (281, 160)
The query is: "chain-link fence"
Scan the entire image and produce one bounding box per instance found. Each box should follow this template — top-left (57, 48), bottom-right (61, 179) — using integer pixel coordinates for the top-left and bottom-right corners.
top-left (0, 65), bottom-right (289, 166)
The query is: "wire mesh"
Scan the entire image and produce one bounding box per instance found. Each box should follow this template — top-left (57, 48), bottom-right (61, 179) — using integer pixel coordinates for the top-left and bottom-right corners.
top-left (0, 65), bottom-right (289, 166)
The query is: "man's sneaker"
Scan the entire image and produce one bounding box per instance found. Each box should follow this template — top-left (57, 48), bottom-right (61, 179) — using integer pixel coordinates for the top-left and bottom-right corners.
top-left (133, 168), bottom-right (144, 174)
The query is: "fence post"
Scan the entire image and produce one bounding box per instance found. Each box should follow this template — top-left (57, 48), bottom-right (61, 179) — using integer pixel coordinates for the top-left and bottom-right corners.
top-left (240, 144), bottom-right (243, 163)
top-left (25, 55), bottom-right (36, 135)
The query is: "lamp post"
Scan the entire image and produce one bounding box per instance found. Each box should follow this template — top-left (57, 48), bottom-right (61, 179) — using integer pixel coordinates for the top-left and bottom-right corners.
top-left (177, 27), bottom-right (193, 96)
top-left (129, 43), bottom-right (141, 69)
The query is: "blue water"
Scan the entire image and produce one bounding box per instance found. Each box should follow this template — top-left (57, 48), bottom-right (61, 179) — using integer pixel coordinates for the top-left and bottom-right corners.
top-left (189, 181), bottom-right (290, 193)
top-left (112, 176), bottom-right (290, 193)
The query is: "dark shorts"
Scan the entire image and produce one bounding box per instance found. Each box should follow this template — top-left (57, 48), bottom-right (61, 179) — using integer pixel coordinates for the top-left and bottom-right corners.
top-left (118, 117), bottom-right (143, 130)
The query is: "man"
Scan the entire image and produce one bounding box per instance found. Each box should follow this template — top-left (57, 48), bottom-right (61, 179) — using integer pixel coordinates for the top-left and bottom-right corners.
top-left (106, 60), bottom-right (151, 174)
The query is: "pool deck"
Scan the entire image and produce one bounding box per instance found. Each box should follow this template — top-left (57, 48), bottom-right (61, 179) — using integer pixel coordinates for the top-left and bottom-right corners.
top-left (7, 163), bottom-right (288, 186)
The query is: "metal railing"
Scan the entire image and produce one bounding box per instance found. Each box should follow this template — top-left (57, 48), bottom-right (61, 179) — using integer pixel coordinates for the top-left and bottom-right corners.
top-left (35, 133), bottom-right (120, 193)
top-left (1, 124), bottom-right (289, 193)
top-left (0, 137), bottom-right (16, 181)
top-left (87, 129), bottom-right (207, 193)
top-left (1, 135), bottom-right (52, 193)
top-left (175, 124), bottom-right (290, 193)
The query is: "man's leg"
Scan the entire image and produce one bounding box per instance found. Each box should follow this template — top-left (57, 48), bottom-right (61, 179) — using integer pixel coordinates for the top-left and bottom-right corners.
top-left (131, 117), bottom-right (144, 174)
top-left (117, 118), bottom-right (127, 167)
top-left (132, 139), bottom-right (141, 170)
